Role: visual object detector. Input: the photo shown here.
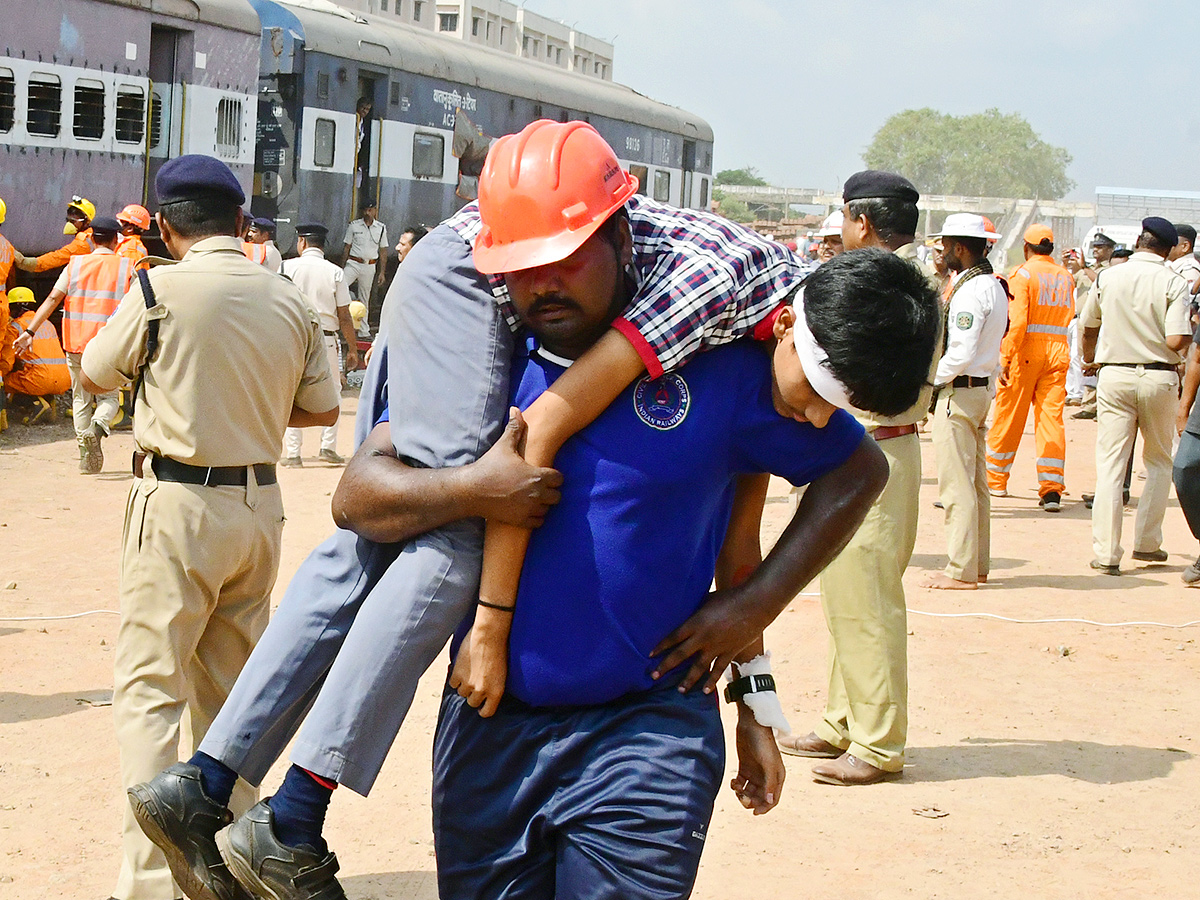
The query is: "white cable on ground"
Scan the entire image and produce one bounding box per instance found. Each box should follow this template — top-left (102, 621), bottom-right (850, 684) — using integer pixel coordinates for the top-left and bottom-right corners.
top-left (0, 609), bottom-right (120, 622)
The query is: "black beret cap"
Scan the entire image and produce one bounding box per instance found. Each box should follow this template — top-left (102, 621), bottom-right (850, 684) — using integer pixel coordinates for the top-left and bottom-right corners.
top-left (155, 154), bottom-right (246, 206)
top-left (295, 222), bottom-right (328, 238)
top-left (1142, 216), bottom-right (1178, 247)
top-left (1112, 248), bottom-right (1134, 259)
top-left (1090, 232), bottom-right (1116, 247)
top-left (250, 216), bottom-right (276, 231)
top-left (843, 170), bottom-right (920, 204)
top-left (90, 216), bottom-right (122, 235)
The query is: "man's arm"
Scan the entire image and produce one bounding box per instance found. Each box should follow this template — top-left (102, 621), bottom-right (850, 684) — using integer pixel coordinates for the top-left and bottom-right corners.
top-left (13, 289), bottom-right (66, 356)
top-left (651, 434), bottom-right (888, 693)
top-left (288, 404), bottom-right (339, 428)
top-left (1178, 343), bottom-right (1200, 435)
top-left (341, 241), bottom-right (352, 267)
top-left (998, 272), bottom-right (1029, 384)
top-left (1082, 326), bottom-right (1100, 365)
top-left (337, 305), bottom-right (360, 371)
top-left (332, 414), bottom-right (563, 543)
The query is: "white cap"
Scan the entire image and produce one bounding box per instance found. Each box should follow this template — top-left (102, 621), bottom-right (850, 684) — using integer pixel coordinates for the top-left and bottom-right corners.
top-left (935, 213), bottom-right (1001, 241)
top-left (791, 287), bottom-right (855, 411)
top-left (816, 210), bottom-right (844, 238)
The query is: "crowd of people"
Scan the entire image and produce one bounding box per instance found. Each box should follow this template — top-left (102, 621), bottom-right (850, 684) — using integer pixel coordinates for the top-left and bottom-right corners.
top-left (3, 120), bottom-right (1199, 900)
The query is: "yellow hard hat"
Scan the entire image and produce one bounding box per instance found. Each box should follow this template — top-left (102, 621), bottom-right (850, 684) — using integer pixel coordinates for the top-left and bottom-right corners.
top-left (0, 197), bottom-right (6, 224)
top-left (68, 195), bottom-right (96, 221)
top-left (348, 300), bottom-right (367, 326)
top-left (8, 286), bottom-right (35, 304)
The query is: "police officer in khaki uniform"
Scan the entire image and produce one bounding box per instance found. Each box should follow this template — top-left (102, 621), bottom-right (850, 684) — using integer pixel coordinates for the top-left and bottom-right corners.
top-left (1081, 216), bottom-right (1192, 575)
top-left (80, 154), bottom-right (340, 900)
top-left (775, 171), bottom-right (939, 786)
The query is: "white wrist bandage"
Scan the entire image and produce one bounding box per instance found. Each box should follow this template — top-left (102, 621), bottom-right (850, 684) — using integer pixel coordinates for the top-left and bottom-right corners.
top-left (727, 652), bottom-right (791, 735)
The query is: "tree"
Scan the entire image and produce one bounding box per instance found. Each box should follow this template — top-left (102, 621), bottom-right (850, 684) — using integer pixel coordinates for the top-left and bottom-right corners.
top-left (863, 108), bottom-right (1074, 199)
top-left (715, 167), bottom-right (769, 187)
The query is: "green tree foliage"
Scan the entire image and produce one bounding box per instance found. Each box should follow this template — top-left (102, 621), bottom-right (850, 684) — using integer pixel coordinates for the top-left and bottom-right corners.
top-left (715, 167), bottom-right (769, 187)
top-left (863, 108), bottom-right (1074, 199)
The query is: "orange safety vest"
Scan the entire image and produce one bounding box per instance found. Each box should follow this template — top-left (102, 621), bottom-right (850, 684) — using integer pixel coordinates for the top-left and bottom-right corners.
top-left (243, 241), bottom-right (269, 265)
top-left (117, 234), bottom-right (148, 264)
top-left (0, 234), bottom-right (13, 301)
top-left (1000, 254), bottom-right (1075, 366)
top-left (5, 310), bottom-right (71, 396)
top-left (60, 251), bottom-right (134, 354)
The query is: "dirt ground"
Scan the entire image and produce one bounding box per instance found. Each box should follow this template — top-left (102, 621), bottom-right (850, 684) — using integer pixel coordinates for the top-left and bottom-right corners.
top-left (1, 396), bottom-right (1197, 900)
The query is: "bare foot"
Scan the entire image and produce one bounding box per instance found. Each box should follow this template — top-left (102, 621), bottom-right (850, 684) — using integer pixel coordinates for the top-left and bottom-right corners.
top-left (920, 573), bottom-right (979, 590)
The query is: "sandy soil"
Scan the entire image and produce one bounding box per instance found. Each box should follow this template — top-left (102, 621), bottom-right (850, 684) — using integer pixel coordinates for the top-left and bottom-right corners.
top-left (1, 398), bottom-right (1197, 900)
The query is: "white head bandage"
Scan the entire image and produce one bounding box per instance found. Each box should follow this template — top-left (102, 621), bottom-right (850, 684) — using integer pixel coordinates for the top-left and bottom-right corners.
top-left (791, 287), bottom-right (855, 411)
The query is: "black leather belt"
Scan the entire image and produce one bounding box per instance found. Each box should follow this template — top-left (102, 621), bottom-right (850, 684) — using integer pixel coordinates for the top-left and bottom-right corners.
top-left (133, 452), bottom-right (277, 486)
top-left (1104, 362), bottom-right (1178, 371)
top-left (952, 375), bottom-right (989, 388)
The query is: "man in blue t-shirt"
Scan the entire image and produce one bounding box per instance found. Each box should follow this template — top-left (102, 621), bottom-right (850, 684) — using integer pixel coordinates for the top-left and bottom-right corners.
top-left (336, 238), bottom-right (889, 898)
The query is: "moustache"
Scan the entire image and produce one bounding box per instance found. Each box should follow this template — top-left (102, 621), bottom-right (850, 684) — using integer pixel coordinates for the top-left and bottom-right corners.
top-left (526, 294), bottom-right (581, 316)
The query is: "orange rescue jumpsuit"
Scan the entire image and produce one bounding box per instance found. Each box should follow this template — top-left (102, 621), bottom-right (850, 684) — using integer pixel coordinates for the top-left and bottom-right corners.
top-left (31, 230), bottom-right (94, 272)
top-left (986, 254), bottom-right (1075, 497)
top-left (5, 310), bottom-right (70, 396)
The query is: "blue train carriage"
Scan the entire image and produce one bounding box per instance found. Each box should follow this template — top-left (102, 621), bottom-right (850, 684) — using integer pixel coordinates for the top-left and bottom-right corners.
top-left (249, 0), bottom-right (714, 254)
top-left (0, 0), bottom-right (259, 255)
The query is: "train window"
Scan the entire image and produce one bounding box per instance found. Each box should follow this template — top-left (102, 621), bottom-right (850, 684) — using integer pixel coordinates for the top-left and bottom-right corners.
top-left (412, 132), bottom-right (443, 178)
top-left (216, 98), bottom-right (242, 158)
top-left (533, 104), bottom-right (542, 118)
top-left (439, 13), bottom-right (457, 31)
top-left (149, 94), bottom-right (163, 147)
top-left (653, 170), bottom-right (671, 203)
top-left (115, 87), bottom-right (145, 143)
top-left (471, 16), bottom-right (480, 36)
top-left (0, 68), bottom-right (14, 133)
top-left (413, 1), bottom-right (422, 22)
top-left (314, 118), bottom-right (336, 167)
top-left (389, 82), bottom-right (400, 106)
top-left (73, 80), bottom-right (106, 139)
top-left (698, 177), bottom-right (709, 209)
top-left (629, 165), bottom-right (648, 196)
top-left (27, 74), bottom-right (62, 137)
top-left (317, 72), bottom-right (330, 101)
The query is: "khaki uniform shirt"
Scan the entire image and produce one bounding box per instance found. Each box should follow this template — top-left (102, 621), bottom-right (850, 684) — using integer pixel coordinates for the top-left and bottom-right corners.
top-left (282, 248), bottom-right (350, 332)
top-left (344, 218), bottom-right (388, 262)
top-left (81, 236), bottom-right (339, 466)
top-left (1079, 250), bottom-right (1191, 365)
top-left (850, 241), bottom-right (941, 430)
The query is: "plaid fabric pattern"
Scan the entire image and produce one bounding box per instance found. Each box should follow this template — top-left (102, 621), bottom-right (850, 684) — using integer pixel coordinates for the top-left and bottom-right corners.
top-left (445, 196), bottom-right (808, 376)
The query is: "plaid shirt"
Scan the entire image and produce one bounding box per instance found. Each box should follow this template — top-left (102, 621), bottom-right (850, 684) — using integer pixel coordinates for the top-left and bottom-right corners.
top-left (445, 195), bottom-right (807, 376)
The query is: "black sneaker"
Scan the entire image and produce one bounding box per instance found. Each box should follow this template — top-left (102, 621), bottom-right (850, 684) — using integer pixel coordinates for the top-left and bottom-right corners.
top-left (1132, 549), bottom-right (1168, 563)
top-left (128, 763), bottom-right (249, 900)
top-left (218, 801), bottom-right (347, 900)
top-left (1039, 491), bottom-right (1062, 513)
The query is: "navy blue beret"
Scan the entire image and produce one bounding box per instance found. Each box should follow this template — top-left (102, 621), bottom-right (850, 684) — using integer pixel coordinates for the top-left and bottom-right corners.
top-left (250, 216), bottom-right (276, 230)
top-left (843, 170), bottom-right (920, 204)
top-left (155, 154), bottom-right (246, 206)
top-left (90, 216), bottom-right (122, 235)
top-left (1142, 216), bottom-right (1178, 247)
top-left (295, 222), bottom-right (328, 238)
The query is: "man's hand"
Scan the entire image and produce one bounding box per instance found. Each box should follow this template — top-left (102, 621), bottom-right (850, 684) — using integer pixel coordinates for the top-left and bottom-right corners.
top-left (448, 618), bottom-right (509, 717)
top-left (997, 362), bottom-right (1012, 388)
top-left (470, 408), bottom-right (563, 528)
top-left (376, 270), bottom-right (386, 286)
top-left (731, 708), bottom-right (784, 815)
top-left (13, 330), bottom-right (33, 355)
top-left (15, 256), bottom-right (37, 272)
top-left (344, 347), bottom-right (361, 372)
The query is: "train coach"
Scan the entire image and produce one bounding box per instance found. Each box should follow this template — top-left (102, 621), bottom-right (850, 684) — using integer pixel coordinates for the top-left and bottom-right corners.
top-left (1, 0), bottom-right (713, 259)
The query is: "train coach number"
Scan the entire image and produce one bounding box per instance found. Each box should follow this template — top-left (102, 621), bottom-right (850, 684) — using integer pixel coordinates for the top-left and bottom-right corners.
top-left (625, 136), bottom-right (641, 152)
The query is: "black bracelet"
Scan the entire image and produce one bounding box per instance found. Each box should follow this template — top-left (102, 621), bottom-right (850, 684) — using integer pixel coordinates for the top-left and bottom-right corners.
top-left (477, 599), bottom-right (516, 612)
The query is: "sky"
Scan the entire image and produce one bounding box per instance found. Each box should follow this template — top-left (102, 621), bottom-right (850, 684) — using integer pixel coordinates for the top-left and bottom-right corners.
top-left (524, 0), bottom-right (1200, 201)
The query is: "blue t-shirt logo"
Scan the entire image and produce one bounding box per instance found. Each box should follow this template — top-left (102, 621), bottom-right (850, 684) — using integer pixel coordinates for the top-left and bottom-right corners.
top-left (633, 372), bottom-right (690, 431)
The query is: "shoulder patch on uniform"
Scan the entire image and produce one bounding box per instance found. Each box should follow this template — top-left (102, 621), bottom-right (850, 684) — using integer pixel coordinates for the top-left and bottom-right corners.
top-left (955, 312), bottom-right (974, 330)
top-left (633, 372), bottom-right (690, 431)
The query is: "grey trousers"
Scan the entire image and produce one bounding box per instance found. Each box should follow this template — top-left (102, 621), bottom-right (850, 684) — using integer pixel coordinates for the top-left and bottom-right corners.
top-left (200, 224), bottom-right (512, 795)
top-left (1174, 429), bottom-right (1200, 543)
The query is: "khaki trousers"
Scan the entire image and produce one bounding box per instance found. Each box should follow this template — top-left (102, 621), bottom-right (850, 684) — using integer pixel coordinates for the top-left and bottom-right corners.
top-left (111, 464), bottom-right (284, 900)
top-left (931, 385), bottom-right (991, 582)
top-left (815, 431), bottom-right (919, 771)
top-left (67, 351), bottom-right (119, 438)
top-left (1092, 366), bottom-right (1179, 565)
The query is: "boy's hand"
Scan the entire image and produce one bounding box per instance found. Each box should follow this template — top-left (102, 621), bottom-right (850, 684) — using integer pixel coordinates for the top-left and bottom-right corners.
top-left (731, 708), bottom-right (784, 815)
top-left (472, 408), bottom-right (563, 528)
top-left (449, 617), bottom-right (509, 717)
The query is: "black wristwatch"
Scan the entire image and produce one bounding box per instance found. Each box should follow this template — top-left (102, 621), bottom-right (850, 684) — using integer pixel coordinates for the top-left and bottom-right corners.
top-left (723, 673), bottom-right (776, 704)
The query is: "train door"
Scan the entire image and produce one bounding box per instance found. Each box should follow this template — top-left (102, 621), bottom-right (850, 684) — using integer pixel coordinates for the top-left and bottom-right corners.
top-left (351, 74), bottom-right (384, 216)
top-left (682, 140), bottom-right (697, 209)
top-left (145, 27), bottom-right (185, 204)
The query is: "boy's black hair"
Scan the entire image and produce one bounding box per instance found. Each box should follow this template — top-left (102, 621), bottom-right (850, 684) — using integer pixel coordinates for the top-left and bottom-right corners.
top-left (159, 199), bottom-right (239, 238)
top-left (803, 247), bottom-right (941, 417)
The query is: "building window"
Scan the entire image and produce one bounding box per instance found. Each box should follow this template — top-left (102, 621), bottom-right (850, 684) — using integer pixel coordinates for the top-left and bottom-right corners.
top-left (394, 0), bottom-right (402, 14)
top-left (499, 24), bottom-right (505, 43)
top-left (115, 87), bottom-right (145, 143)
top-left (380, 0), bottom-right (388, 10)
top-left (0, 68), bottom-right (14, 133)
top-left (27, 73), bottom-right (62, 137)
top-left (215, 97), bottom-right (242, 158)
top-left (471, 16), bottom-right (480, 36)
top-left (439, 12), bottom-right (458, 31)
top-left (317, 72), bottom-right (330, 101)
top-left (594, 61), bottom-right (600, 74)
top-left (546, 43), bottom-right (552, 58)
top-left (601, 64), bottom-right (607, 78)
top-left (314, 118), bottom-right (336, 167)
top-left (73, 80), bottom-right (106, 139)
top-left (653, 170), bottom-right (671, 203)
top-left (413, 1), bottom-right (422, 21)
top-left (412, 132), bottom-right (444, 178)
top-left (555, 47), bottom-right (562, 64)
top-left (522, 35), bottom-right (530, 54)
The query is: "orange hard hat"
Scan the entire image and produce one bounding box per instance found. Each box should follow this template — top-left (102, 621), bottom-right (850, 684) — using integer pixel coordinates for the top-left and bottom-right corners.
top-left (473, 119), bottom-right (640, 275)
top-left (117, 204), bottom-right (152, 230)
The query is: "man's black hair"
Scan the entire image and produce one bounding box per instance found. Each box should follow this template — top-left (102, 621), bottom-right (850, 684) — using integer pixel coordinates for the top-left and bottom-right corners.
top-left (1176, 224), bottom-right (1196, 248)
top-left (356, 96), bottom-right (373, 112)
top-left (595, 206), bottom-right (630, 253)
top-left (846, 197), bottom-right (919, 246)
top-left (302, 232), bottom-right (327, 250)
top-left (404, 224), bottom-right (429, 244)
top-left (1027, 239), bottom-right (1054, 255)
top-left (803, 247), bottom-right (941, 417)
top-left (1135, 229), bottom-right (1173, 255)
top-left (158, 198), bottom-right (239, 239)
